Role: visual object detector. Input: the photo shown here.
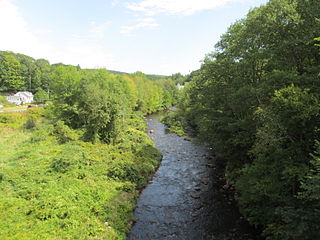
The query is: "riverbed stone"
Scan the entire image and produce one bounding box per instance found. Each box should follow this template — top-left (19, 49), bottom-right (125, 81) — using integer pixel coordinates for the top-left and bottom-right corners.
top-left (128, 114), bottom-right (259, 240)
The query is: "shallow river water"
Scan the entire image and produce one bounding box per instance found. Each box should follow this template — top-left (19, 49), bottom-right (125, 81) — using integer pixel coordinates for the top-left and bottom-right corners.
top-left (128, 114), bottom-right (259, 240)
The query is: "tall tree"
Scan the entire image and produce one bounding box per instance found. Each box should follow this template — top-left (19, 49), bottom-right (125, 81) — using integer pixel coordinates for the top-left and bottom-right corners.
top-left (0, 53), bottom-right (24, 90)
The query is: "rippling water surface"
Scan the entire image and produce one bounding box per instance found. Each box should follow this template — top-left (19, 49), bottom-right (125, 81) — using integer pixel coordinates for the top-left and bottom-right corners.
top-left (128, 114), bottom-right (259, 240)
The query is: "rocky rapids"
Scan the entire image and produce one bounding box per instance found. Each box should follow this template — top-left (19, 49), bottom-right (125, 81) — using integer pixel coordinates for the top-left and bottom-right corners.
top-left (128, 114), bottom-right (260, 240)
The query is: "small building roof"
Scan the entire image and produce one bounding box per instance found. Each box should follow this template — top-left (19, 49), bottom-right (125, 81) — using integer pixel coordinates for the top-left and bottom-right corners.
top-left (14, 91), bottom-right (33, 97)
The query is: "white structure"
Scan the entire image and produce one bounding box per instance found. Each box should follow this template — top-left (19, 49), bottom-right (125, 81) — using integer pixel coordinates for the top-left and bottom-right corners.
top-left (177, 83), bottom-right (185, 90)
top-left (7, 91), bottom-right (34, 105)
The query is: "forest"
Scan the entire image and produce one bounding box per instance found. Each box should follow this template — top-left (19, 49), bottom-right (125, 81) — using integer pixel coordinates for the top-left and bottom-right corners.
top-left (175, 0), bottom-right (320, 239)
top-left (0, 52), bottom-right (177, 239)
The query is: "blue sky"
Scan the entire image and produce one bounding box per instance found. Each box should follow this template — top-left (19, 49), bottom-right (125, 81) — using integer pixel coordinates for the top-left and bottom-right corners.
top-left (0, 0), bottom-right (267, 75)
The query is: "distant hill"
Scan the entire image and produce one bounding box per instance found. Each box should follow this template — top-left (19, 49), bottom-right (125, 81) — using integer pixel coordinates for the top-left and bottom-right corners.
top-left (108, 70), bottom-right (129, 75)
top-left (145, 74), bottom-right (169, 81)
top-left (108, 70), bottom-right (169, 81)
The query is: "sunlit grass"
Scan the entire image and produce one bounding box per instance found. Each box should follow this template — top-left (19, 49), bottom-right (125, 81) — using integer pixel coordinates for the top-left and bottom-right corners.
top-left (0, 105), bottom-right (28, 112)
top-left (0, 110), bottom-right (161, 239)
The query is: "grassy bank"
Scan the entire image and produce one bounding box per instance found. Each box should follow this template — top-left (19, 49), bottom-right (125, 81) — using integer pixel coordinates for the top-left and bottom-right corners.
top-left (0, 109), bottom-right (161, 240)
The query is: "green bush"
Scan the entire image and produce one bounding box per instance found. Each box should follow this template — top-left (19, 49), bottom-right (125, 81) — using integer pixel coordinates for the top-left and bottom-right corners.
top-left (50, 158), bottom-right (72, 173)
top-left (52, 120), bottom-right (79, 143)
top-left (34, 89), bottom-right (49, 102)
top-left (160, 110), bottom-right (185, 136)
top-left (178, 0), bottom-right (320, 238)
top-left (106, 145), bottom-right (161, 189)
top-left (24, 116), bottom-right (37, 129)
top-left (0, 111), bottom-right (29, 129)
top-left (0, 114), bottom-right (10, 123)
top-left (0, 95), bottom-right (14, 107)
top-left (0, 95), bottom-right (7, 104)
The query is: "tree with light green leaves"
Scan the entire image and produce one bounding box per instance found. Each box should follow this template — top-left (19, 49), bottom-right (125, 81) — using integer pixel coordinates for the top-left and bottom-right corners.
top-left (0, 53), bottom-right (25, 90)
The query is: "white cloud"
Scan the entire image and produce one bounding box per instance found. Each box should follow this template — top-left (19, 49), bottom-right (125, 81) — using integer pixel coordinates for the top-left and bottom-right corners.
top-left (0, 0), bottom-right (114, 69)
top-left (0, 0), bottom-right (38, 54)
top-left (122, 0), bottom-right (252, 35)
top-left (120, 17), bottom-right (159, 36)
top-left (126, 0), bottom-right (251, 16)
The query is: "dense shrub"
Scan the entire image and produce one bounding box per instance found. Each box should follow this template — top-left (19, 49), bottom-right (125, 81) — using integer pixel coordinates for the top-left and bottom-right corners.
top-left (160, 110), bottom-right (185, 136)
top-left (24, 116), bottom-right (37, 129)
top-left (51, 120), bottom-right (79, 143)
top-left (179, 0), bottom-right (320, 239)
top-left (34, 89), bottom-right (49, 102)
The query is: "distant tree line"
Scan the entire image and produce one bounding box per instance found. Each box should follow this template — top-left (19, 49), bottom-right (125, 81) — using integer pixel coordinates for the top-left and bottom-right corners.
top-left (0, 51), bottom-right (178, 144)
top-left (49, 67), bottom-right (177, 144)
top-left (0, 51), bottom-right (176, 103)
top-left (179, 0), bottom-right (320, 239)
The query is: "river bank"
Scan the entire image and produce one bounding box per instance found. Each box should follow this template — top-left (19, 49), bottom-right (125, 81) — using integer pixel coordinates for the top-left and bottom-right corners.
top-left (128, 114), bottom-right (260, 240)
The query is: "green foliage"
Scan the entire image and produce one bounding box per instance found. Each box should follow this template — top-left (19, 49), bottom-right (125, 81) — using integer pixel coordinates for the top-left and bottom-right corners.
top-left (299, 141), bottom-right (320, 202)
top-left (0, 108), bottom-right (162, 239)
top-left (171, 72), bottom-right (184, 83)
top-left (0, 95), bottom-right (10, 105)
top-left (0, 53), bottom-right (25, 90)
top-left (106, 155), bottom-right (156, 189)
top-left (34, 89), bottom-right (49, 102)
top-left (49, 67), bottom-right (177, 144)
top-left (0, 51), bottom-right (52, 92)
top-left (24, 116), bottom-right (37, 129)
top-left (0, 111), bottom-right (29, 128)
top-left (50, 158), bottom-right (72, 173)
top-left (178, 0), bottom-right (320, 239)
top-left (315, 37), bottom-right (320, 47)
top-left (51, 120), bottom-right (79, 144)
top-left (160, 110), bottom-right (185, 136)
top-left (77, 70), bottom-right (131, 143)
top-left (260, 141), bottom-right (320, 240)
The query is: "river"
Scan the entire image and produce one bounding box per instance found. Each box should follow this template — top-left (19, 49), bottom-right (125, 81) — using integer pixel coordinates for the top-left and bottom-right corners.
top-left (128, 114), bottom-right (259, 240)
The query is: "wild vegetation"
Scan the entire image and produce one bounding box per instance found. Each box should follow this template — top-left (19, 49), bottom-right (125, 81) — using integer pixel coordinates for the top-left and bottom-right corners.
top-left (2, 0), bottom-right (319, 239)
top-left (177, 0), bottom-right (320, 239)
top-left (160, 110), bottom-right (186, 136)
top-left (0, 56), bottom-right (177, 239)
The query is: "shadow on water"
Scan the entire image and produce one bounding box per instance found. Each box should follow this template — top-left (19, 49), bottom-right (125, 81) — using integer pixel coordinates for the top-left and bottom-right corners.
top-left (128, 113), bottom-right (261, 240)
